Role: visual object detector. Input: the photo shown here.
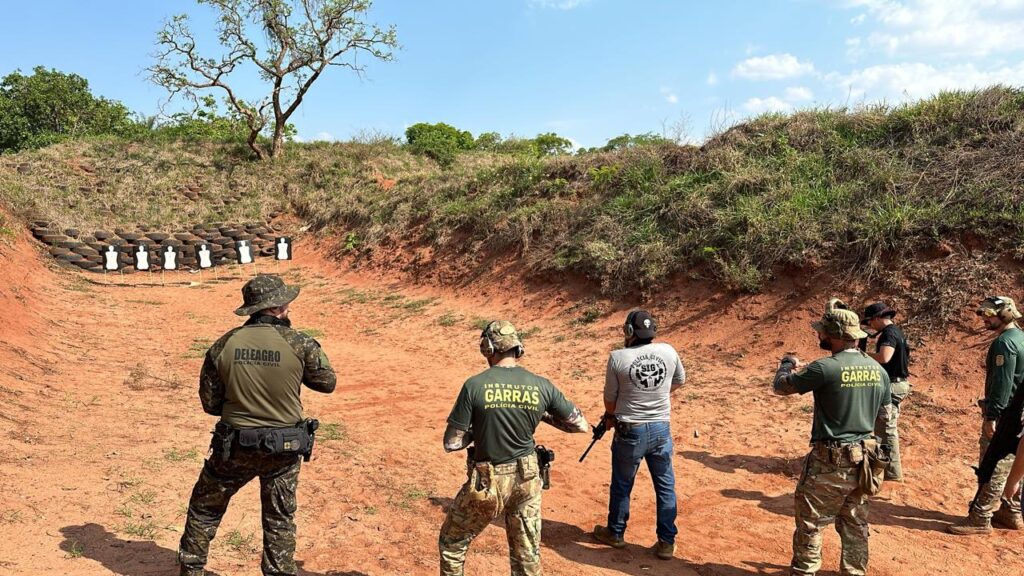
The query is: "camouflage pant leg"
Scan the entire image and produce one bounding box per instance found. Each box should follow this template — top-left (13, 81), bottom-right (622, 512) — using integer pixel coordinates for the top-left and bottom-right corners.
top-left (875, 380), bottom-right (910, 480)
top-left (258, 457), bottom-right (302, 576)
top-left (976, 432), bottom-right (1021, 518)
top-left (503, 474), bottom-right (543, 576)
top-left (178, 457), bottom-right (258, 574)
top-left (439, 472), bottom-right (501, 576)
top-left (791, 453), bottom-right (869, 576)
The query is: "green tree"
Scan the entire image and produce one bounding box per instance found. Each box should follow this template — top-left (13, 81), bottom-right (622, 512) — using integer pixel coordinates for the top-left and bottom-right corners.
top-left (149, 0), bottom-right (398, 160)
top-left (601, 132), bottom-right (672, 152)
top-left (532, 132), bottom-right (573, 156)
top-left (0, 66), bottom-right (136, 152)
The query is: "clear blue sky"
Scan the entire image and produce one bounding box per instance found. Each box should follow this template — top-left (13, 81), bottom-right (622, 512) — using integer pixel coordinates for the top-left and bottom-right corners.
top-left (2, 1), bottom-right (1022, 147)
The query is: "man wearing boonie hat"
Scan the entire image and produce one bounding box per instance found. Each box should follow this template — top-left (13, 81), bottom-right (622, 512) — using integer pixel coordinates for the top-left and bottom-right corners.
top-left (439, 320), bottom-right (588, 576)
top-left (178, 274), bottom-right (336, 576)
top-left (772, 302), bottom-right (891, 576)
top-left (948, 296), bottom-right (1024, 534)
top-left (861, 302), bottom-right (911, 481)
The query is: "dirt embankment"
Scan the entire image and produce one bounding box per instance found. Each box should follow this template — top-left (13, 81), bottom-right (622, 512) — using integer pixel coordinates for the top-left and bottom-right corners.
top-left (1, 221), bottom-right (1021, 576)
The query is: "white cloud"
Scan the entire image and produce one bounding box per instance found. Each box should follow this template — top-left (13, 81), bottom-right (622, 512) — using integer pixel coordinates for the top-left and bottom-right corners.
top-left (845, 0), bottom-right (1024, 57)
top-left (660, 87), bottom-right (679, 104)
top-left (784, 86), bottom-right (814, 101)
top-left (851, 13), bottom-right (867, 24)
top-left (528, 0), bottom-right (591, 9)
top-left (312, 131), bottom-right (335, 141)
top-left (826, 61), bottom-right (1024, 101)
top-left (743, 96), bottom-right (793, 114)
top-left (732, 53), bottom-right (815, 80)
top-left (706, 72), bottom-right (719, 86)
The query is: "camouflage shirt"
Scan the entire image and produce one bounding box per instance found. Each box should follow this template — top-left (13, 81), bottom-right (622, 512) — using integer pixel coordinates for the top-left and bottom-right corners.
top-left (199, 315), bottom-right (336, 428)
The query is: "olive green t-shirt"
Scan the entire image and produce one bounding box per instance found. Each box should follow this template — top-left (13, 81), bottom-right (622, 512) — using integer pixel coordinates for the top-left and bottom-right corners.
top-left (216, 325), bottom-right (306, 428)
top-left (789, 350), bottom-right (892, 443)
top-left (984, 327), bottom-right (1024, 421)
top-left (447, 366), bottom-right (576, 464)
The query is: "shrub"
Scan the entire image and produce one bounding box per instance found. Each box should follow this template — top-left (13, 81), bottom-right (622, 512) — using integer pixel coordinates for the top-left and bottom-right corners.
top-left (405, 122), bottom-right (475, 167)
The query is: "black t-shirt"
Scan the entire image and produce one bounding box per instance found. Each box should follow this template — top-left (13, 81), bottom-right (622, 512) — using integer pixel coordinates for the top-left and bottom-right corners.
top-left (875, 324), bottom-right (910, 380)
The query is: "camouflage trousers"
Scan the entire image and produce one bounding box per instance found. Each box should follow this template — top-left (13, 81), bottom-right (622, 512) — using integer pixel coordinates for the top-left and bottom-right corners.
top-left (874, 380), bottom-right (911, 480)
top-left (178, 448), bottom-right (302, 576)
top-left (791, 450), bottom-right (870, 576)
top-left (439, 452), bottom-right (543, 576)
top-left (974, 426), bottom-right (1022, 519)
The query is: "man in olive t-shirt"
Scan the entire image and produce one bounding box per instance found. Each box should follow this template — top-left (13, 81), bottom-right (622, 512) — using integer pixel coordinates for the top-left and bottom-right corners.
top-left (949, 296), bottom-right (1024, 534)
top-left (179, 275), bottom-right (336, 576)
top-left (773, 302), bottom-right (891, 576)
top-left (439, 321), bottom-right (588, 576)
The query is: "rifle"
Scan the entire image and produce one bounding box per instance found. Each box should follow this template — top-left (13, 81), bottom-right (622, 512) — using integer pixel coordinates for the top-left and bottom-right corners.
top-left (579, 417), bottom-right (612, 462)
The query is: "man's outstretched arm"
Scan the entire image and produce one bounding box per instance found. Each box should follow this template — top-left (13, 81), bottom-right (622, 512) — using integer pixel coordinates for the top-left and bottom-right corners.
top-left (542, 406), bottom-right (589, 433)
top-left (773, 356), bottom-right (801, 396)
top-left (443, 424), bottom-right (474, 452)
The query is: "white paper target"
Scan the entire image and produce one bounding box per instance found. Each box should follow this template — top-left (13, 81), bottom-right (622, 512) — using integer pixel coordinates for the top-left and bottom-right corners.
top-left (275, 237), bottom-right (292, 261)
top-left (162, 246), bottom-right (179, 270)
top-left (196, 244), bottom-right (214, 269)
top-left (103, 246), bottom-right (120, 271)
top-left (134, 245), bottom-right (150, 271)
top-left (236, 240), bottom-right (253, 265)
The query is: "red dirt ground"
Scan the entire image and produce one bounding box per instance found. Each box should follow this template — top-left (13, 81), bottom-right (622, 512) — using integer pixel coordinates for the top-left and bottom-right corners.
top-left (0, 220), bottom-right (1020, 576)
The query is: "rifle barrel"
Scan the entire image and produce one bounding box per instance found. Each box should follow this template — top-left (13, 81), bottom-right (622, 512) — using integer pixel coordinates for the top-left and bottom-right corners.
top-left (579, 438), bottom-right (599, 462)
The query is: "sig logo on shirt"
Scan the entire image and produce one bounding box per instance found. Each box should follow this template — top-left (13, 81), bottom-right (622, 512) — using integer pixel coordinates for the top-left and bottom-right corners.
top-left (629, 354), bottom-right (668, 391)
top-left (234, 348), bottom-right (282, 367)
top-left (483, 382), bottom-right (541, 410)
top-left (840, 366), bottom-right (883, 388)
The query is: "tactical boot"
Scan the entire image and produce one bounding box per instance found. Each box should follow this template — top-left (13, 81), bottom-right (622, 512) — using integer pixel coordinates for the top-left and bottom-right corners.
top-left (593, 525), bottom-right (626, 549)
top-left (654, 540), bottom-right (674, 560)
top-left (992, 499), bottom-right (1024, 530)
top-left (946, 510), bottom-right (992, 535)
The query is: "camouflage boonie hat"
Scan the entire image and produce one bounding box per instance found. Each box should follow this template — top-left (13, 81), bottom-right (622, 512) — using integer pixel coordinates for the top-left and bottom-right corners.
top-left (234, 274), bottom-right (300, 316)
top-left (977, 296), bottom-right (1023, 320)
top-left (480, 320), bottom-right (524, 355)
top-left (812, 308), bottom-right (868, 341)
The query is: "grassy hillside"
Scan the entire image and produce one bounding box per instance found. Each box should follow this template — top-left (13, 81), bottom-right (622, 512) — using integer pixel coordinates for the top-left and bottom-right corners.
top-left (2, 87), bottom-right (1024, 306)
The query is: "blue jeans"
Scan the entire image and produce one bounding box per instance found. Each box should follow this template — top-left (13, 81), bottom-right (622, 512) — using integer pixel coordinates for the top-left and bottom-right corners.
top-left (606, 421), bottom-right (678, 544)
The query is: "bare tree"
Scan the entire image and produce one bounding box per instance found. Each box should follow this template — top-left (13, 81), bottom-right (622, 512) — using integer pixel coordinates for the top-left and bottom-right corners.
top-left (148, 0), bottom-right (397, 160)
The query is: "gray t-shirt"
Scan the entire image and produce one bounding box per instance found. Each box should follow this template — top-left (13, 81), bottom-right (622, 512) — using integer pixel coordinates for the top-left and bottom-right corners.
top-left (604, 342), bottom-right (685, 423)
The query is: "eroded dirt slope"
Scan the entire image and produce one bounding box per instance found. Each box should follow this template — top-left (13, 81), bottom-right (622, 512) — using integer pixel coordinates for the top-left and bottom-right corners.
top-left (0, 232), bottom-right (1018, 576)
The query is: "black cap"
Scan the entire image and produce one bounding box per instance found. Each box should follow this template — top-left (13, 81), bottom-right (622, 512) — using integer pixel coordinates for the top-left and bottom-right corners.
top-left (861, 302), bottom-right (896, 324)
top-left (626, 309), bottom-right (657, 339)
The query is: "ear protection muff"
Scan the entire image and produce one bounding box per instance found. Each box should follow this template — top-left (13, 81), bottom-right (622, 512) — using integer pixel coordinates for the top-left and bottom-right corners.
top-left (480, 322), bottom-right (497, 357)
top-left (979, 297), bottom-right (1013, 322)
top-left (623, 311), bottom-right (637, 339)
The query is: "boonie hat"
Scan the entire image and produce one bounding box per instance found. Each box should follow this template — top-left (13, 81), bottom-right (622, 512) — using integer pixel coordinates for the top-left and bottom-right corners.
top-left (625, 309), bottom-right (657, 340)
top-left (812, 309), bottom-right (868, 341)
top-left (234, 274), bottom-right (300, 316)
top-left (482, 320), bottom-right (524, 354)
top-left (862, 302), bottom-right (897, 323)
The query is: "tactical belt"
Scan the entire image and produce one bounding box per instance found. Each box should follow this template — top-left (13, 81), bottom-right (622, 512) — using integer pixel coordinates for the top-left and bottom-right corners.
top-left (810, 438), bottom-right (877, 467)
top-left (212, 420), bottom-right (317, 462)
top-left (477, 452), bottom-right (537, 476)
top-left (892, 377), bottom-right (908, 383)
